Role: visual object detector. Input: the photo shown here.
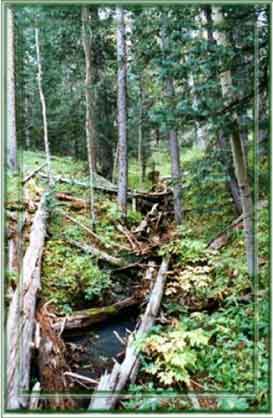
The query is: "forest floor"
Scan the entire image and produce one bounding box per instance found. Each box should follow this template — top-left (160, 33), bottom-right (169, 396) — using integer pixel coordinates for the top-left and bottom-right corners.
top-left (6, 148), bottom-right (270, 413)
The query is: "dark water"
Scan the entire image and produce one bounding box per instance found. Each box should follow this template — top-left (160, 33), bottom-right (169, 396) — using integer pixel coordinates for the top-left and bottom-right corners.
top-left (64, 310), bottom-right (138, 380)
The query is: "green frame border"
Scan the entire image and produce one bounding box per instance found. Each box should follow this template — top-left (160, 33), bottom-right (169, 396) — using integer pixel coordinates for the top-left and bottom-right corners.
top-left (0, 0), bottom-right (272, 416)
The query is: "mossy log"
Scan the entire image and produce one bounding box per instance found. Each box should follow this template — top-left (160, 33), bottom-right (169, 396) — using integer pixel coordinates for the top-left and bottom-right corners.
top-left (54, 296), bottom-right (140, 331)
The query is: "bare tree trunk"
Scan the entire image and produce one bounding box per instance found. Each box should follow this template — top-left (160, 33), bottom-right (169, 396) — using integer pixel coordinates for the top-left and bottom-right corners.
top-left (217, 133), bottom-right (242, 214)
top-left (202, 6), bottom-right (242, 215)
top-left (138, 80), bottom-right (144, 184)
top-left (188, 73), bottom-right (206, 150)
top-left (212, 7), bottom-right (255, 277)
top-left (116, 7), bottom-right (128, 218)
top-left (35, 28), bottom-right (52, 186)
top-left (82, 6), bottom-right (96, 228)
top-left (6, 194), bottom-right (48, 409)
top-left (7, 7), bottom-right (16, 171)
top-left (112, 141), bottom-right (119, 184)
top-left (25, 95), bottom-right (31, 148)
top-left (161, 13), bottom-right (182, 225)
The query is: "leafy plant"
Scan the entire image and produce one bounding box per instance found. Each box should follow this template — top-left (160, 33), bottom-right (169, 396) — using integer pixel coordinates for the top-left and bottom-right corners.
top-left (138, 323), bottom-right (209, 387)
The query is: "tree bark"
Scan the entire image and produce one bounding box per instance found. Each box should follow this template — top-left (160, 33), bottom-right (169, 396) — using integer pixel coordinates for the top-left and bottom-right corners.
top-left (202, 6), bottom-right (242, 215)
top-left (116, 7), bottom-right (128, 218)
top-left (188, 73), bottom-right (206, 150)
top-left (6, 194), bottom-right (48, 409)
top-left (82, 6), bottom-right (97, 227)
top-left (212, 6), bottom-right (255, 277)
top-left (35, 28), bottom-right (52, 186)
top-left (89, 258), bottom-right (169, 410)
top-left (7, 7), bottom-right (16, 171)
top-left (36, 305), bottom-right (75, 410)
top-left (161, 13), bottom-right (182, 225)
top-left (138, 80), bottom-right (144, 183)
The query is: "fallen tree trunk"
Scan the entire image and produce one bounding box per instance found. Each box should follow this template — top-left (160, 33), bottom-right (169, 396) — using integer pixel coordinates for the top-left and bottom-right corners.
top-left (23, 162), bottom-right (47, 185)
top-left (6, 193), bottom-right (48, 409)
top-left (53, 296), bottom-right (141, 331)
top-left (64, 237), bottom-right (127, 267)
top-left (56, 192), bottom-right (88, 209)
top-left (40, 173), bottom-right (172, 202)
top-left (89, 257), bottom-right (169, 410)
top-left (208, 199), bottom-right (267, 250)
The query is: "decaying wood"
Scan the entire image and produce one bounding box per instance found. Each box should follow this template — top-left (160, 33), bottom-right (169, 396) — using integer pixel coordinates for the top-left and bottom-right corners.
top-left (29, 382), bottom-right (41, 410)
top-left (23, 162), bottom-right (47, 185)
top-left (133, 203), bottom-right (160, 236)
top-left (6, 194), bottom-right (48, 409)
top-left (89, 258), bottom-right (169, 410)
top-left (56, 192), bottom-right (88, 209)
top-left (53, 296), bottom-right (140, 331)
top-left (116, 223), bottom-right (142, 253)
top-left (8, 238), bottom-right (17, 274)
top-left (64, 236), bottom-right (126, 267)
top-left (36, 304), bottom-right (75, 410)
top-left (40, 173), bottom-right (172, 202)
top-left (64, 372), bottom-right (98, 385)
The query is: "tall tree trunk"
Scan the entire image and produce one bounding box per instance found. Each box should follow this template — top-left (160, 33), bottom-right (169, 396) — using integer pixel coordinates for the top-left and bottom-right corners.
top-left (161, 12), bottom-right (182, 225)
top-left (202, 6), bottom-right (242, 215)
top-left (7, 7), bottom-right (16, 171)
top-left (212, 6), bottom-right (255, 277)
top-left (82, 6), bottom-right (96, 227)
top-left (116, 7), bottom-right (128, 218)
top-left (25, 96), bottom-right (31, 149)
top-left (35, 28), bottom-right (52, 185)
top-left (138, 79), bottom-right (144, 183)
top-left (217, 133), bottom-right (242, 214)
top-left (188, 73), bottom-right (206, 150)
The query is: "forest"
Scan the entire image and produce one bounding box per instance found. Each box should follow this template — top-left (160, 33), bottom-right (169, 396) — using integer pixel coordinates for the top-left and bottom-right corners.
top-left (5, 3), bottom-right (270, 414)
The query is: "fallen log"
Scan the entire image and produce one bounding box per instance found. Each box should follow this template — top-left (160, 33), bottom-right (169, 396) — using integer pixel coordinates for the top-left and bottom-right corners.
top-left (56, 192), bottom-right (88, 209)
top-left (208, 199), bottom-right (268, 250)
top-left (6, 193), bottom-right (48, 409)
top-left (40, 173), bottom-right (173, 202)
top-left (64, 236), bottom-right (126, 267)
top-left (23, 162), bottom-right (47, 185)
top-left (36, 304), bottom-right (75, 410)
top-left (89, 257), bottom-right (169, 410)
top-left (53, 296), bottom-right (140, 331)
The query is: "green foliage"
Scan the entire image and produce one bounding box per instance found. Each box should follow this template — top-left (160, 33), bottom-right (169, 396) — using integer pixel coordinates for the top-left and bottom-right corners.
top-left (217, 397), bottom-right (249, 411)
top-left (42, 239), bottom-right (111, 313)
top-left (159, 226), bottom-right (208, 265)
top-left (138, 323), bottom-right (209, 387)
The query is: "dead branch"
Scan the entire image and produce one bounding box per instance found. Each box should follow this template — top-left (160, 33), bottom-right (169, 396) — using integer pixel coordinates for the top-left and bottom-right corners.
top-left (64, 236), bottom-right (127, 267)
top-left (23, 162), bottom-right (47, 185)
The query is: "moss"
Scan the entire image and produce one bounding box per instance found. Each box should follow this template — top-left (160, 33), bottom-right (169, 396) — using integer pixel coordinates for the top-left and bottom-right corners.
top-left (41, 239), bottom-right (112, 314)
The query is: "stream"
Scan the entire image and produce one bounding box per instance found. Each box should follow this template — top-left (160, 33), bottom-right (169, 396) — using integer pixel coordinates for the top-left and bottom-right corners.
top-left (63, 308), bottom-right (138, 382)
